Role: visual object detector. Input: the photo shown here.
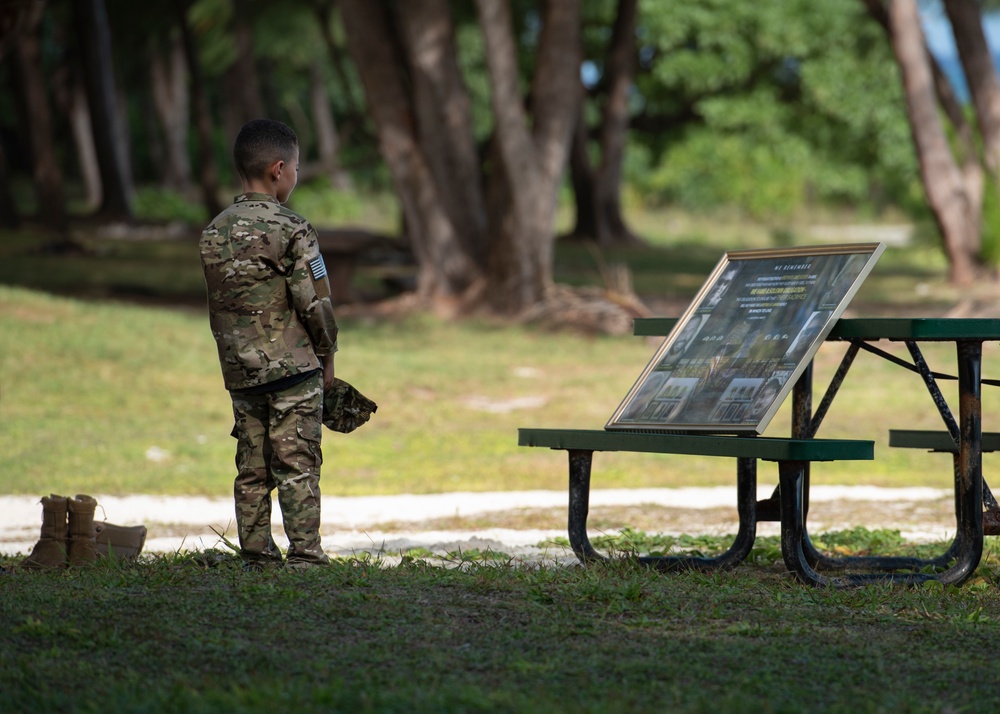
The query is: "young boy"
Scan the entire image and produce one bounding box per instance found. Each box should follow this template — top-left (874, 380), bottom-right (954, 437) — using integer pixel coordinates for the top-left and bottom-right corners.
top-left (200, 119), bottom-right (338, 570)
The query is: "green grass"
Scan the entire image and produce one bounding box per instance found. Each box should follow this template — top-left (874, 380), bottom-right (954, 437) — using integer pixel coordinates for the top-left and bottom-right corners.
top-left (3, 544), bottom-right (1000, 713)
top-left (4, 281), bottom-right (999, 496)
top-left (0, 217), bottom-right (997, 496)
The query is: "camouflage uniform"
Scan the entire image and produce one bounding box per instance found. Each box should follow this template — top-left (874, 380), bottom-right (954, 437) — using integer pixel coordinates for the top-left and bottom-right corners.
top-left (200, 192), bottom-right (338, 567)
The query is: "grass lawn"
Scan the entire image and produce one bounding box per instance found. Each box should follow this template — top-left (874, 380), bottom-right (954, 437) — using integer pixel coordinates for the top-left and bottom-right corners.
top-left (4, 279), bottom-right (1000, 496)
top-left (4, 217), bottom-right (1000, 713)
top-left (2, 546), bottom-right (1000, 713)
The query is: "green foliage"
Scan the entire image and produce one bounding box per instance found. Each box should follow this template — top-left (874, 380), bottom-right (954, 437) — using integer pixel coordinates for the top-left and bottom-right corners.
top-left (632, 0), bottom-right (918, 217)
top-left (646, 129), bottom-right (812, 216)
top-left (454, 12), bottom-right (495, 143)
top-left (188, 0), bottom-right (238, 77)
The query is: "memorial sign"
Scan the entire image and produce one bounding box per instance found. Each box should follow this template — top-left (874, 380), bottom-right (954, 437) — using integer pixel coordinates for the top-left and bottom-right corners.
top-left (606, 243), bottom-right (885, 434)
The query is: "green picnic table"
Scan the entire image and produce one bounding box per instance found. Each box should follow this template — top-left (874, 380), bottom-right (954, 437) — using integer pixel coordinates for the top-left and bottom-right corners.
top-left (521, 317), bottom-right (1000, 587)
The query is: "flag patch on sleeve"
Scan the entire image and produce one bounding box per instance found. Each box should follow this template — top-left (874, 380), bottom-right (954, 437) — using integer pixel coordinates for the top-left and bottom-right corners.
top-left (309, 256), bottom-right (328, 281)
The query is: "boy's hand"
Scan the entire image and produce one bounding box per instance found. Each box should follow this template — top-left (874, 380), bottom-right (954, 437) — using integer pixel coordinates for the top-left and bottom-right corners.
top-left (322, 353), bottom-right (336, 390)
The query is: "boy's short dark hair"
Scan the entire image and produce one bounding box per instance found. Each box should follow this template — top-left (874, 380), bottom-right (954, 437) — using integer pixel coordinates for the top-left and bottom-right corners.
top-left (234, 119), bottom-right (298, 181)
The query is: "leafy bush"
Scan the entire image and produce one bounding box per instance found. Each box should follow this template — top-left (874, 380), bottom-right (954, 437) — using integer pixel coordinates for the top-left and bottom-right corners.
top-left (645, 130), bottom-right (812, 217)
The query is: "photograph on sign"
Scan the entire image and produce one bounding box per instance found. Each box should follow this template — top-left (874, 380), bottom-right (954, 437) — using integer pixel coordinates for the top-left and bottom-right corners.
top-left (606, 243), bottom-right (885, 434)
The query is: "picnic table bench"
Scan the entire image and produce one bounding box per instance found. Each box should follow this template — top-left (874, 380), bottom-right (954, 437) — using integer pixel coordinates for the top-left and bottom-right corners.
top-left (521, 316), bottom-right (1000, 587)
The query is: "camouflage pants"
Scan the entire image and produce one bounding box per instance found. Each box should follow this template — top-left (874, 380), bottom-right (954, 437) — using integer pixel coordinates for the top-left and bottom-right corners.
top-left (230, 373), bottom-right (329, 566)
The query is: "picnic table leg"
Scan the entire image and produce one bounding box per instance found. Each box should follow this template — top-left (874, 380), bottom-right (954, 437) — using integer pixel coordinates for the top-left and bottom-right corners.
top-left (949, 340), bottom-right (984, 581)
top-left (778, 460), bottom-right (944, 587)
top-left (780, 341), bottom-right (985, 586)
top-left (567, 449), bottom-right (606, 564)
top-left (778, 460), bottom-right (824, 585)
top-left (638, 456), bottom-right (758, 571)
top-left (904, 340), bottom-right (970, 563)
top-left (564, 450), bottom-right (759, 570)
top-left (793, 343), bottom-right (980, 575)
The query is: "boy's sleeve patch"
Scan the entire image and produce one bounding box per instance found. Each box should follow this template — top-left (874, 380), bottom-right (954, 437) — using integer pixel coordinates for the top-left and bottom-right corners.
top-left (309, 256), bottom-right (328, 281)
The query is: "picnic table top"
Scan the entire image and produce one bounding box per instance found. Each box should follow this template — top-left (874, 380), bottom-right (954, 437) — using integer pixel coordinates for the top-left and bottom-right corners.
top-left (633, 317), bottom-right (1000, 341)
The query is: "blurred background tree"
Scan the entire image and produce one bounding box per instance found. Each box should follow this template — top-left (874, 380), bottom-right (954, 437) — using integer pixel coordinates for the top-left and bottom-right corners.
top-left (0, 0), bottom-right (998, 313)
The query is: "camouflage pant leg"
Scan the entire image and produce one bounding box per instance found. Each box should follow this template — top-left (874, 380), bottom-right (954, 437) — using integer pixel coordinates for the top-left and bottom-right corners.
top-left (231, 396), bottom-right (283, 565)
top-left (231, 373), bottom-right (328, 566)
top-left (268, 374), bottom-right (328, 564)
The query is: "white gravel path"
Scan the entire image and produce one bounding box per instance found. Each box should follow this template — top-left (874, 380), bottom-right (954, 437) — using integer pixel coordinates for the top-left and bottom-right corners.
top-left (0, 486), bottom-right (959, 563)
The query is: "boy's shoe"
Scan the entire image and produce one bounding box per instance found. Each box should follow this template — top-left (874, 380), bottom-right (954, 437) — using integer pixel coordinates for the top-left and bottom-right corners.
top-left (190, 550), bottom-right (239, 568)
top-left (242, 557), bottom-right (284, 573)
top-left (283, 558), bottom-right (330, 572)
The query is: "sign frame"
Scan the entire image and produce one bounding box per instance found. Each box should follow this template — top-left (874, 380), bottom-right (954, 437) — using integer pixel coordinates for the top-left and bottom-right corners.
top-left (606, 243), bottom-right (886, 434)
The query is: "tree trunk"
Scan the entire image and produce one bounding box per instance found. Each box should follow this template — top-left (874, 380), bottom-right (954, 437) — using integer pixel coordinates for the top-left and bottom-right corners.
top-left (11, 1), bottom-right (66, 230)
top-left (285, 96), bottom-right (314, 152)
top-left (76, 0), bottom-right (133, 219)
top-left (569, 0), bottom-right (638, 247)
top-left (0, 0), bottom-right (29, 61)
top-left (397, 0), bottom-right (488, 270)
top-left (49, 47), bottom-right (101, 211)
top-left (569, 102), bottom-right (600, 241)
top-left (340, 0), bottom-right (481, 300)
top-left (861, 0), bottom-right (977, 165)
top-left (149, 32), bottom-right (192, 190)
top-left (313, 0), bottom-right (360, 115)
top-left (70, 76), bottom-right (102, 210)
top-left (308, 60), bottom-right (351, 189)
top-left (177, 0), bottom-right (223, 219)
top-left (887, 0), bottom-right (980, 285)
top-left (476, 0), bottom-right (581, 313)
top-left (221, 0), bottom-right (265, 142)
top-left (594, 0), bottom-right (638, 246)
top-left (944, 0), bottom-right (1000, 174)
top-left (0, 141), bottom-right (20, 229)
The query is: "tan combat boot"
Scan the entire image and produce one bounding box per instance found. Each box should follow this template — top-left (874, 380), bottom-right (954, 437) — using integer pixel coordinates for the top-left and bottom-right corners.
top-left (67, 494), bottom-right (99, 566)
top-left (94, 522), bottom-right (147, 560)
top-left (20, 494), bottom-right (69, 570)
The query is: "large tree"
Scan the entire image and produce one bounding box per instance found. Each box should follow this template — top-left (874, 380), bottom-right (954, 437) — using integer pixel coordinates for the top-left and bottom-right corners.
top-left (340, 0), bottom-right (480, 303)
top-left (0, 0), bottom-right (28, 227)
top-left (568, 0), bottom-right (640, 247)
top-left (149, 31), bottom-right (192, 190)
top-left (945, 0), bottom-right (1000, 174)
top-left (76, 0), bottom-right (134, 219)
top-left (340, 0), bottom-right (581, 315)
top-left (10, 0), bottom-right (66, 230)
top-left (176, 0), bottom-right (223, 218)
top-left (476, 0), bottom-right (582, 313)
top-left (864, 0), bottom-right (994, 285)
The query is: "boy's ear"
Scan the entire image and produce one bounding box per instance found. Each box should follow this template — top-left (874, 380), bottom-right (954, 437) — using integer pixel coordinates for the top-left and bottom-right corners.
top-left (269, 159), bottom-right (285, 182)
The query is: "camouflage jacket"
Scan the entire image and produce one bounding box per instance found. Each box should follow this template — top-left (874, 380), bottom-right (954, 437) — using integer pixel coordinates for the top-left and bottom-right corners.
top-left (199, 192), bottom-right (338, 391)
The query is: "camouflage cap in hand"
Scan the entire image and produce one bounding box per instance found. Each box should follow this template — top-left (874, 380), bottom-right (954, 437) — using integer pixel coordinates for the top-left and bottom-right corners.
top-left (323, 378), bottom-right (378, 433)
